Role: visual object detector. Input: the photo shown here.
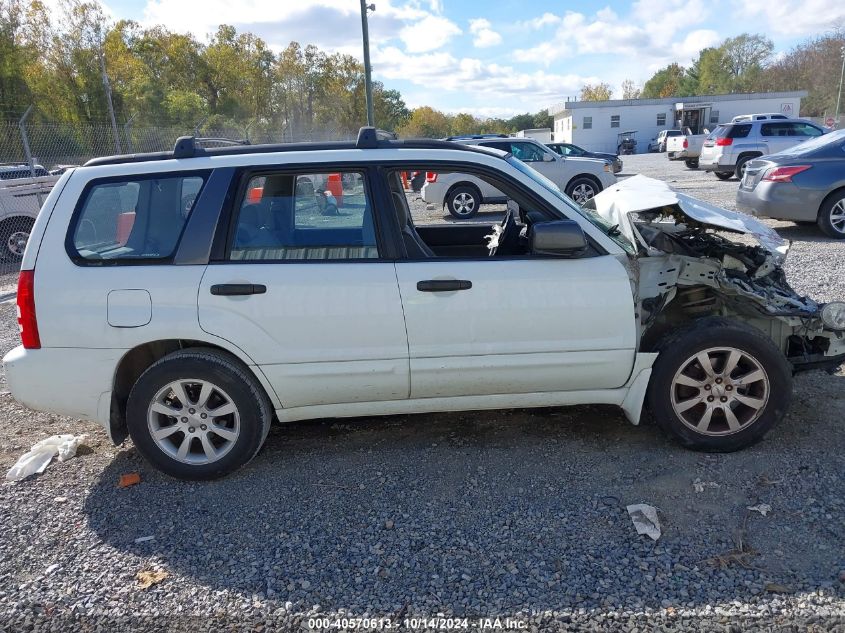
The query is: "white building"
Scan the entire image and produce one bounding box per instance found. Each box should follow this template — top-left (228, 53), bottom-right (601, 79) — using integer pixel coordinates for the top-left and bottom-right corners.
top-left (550, 91), bottom-right (807, 154)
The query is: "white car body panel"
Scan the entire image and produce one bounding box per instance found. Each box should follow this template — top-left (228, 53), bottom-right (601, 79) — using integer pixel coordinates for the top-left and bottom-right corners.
top-left (198, 263), bottom-right (410, 408)
top-left (395, 257), bottom-right (637, 398)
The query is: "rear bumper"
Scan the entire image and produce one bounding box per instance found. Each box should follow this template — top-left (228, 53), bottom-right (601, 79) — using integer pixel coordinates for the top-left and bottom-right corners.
top-left (736, 183), bottom-right (822, 222)
top-left (701, 161), bottom-right (735, 172)
top-left (3, 345), bottom-right (121, 435)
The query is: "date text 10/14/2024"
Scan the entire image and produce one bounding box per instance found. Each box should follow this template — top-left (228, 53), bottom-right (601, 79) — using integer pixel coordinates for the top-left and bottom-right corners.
top-left (307, 617), bottom-right (528, 630)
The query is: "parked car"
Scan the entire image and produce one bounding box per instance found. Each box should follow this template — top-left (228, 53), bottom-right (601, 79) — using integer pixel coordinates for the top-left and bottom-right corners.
top-left (5, 128), bottom-right (845, 480)
top-left (0, 172), bottom-right (59, 260)
top-left (423, 136), bottom-right (615, 216)
top-left (546, 142), bottom-right (622, 173)
top-left (651, 129), bottom-right (684, 153)
top-left (666, 128), bottom-right (707, 168)
top-left (731, 113), bottom-right (790, 123)
top-left (700, 119), bottom-right (826, 180)
top-left (736, 129), bottom-right (845, 238)
top-left (0, 162), bottom-right (49, 180)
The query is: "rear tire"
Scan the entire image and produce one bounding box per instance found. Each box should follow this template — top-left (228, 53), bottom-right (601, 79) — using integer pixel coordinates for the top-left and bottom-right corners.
top-left (684, 158), bottom-right (699, 169)
top-left (735, 155), bottom-right (756, 180)
top-left (714, 172), bottom-right (733, 181)
top-left (446, 185), bottom-right (480, 219)
top-left (127, 348), bottom-right (272, 480)
top-left (647, 318), bottom-right (791, 452)
top-left (816, 190), bottom-right (845, 239)
top-left (0, 216), bottom-right (34, 262)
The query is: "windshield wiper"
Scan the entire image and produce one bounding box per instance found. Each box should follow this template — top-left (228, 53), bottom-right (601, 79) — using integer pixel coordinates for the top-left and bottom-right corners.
top-left (607, 223), bottom-right (622, 237)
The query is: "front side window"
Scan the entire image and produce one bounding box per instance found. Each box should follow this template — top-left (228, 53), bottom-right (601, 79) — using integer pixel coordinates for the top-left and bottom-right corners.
top-left (610, 115), bottom-right (620, 128)
top-left (583, 116), bottom-right (592, 129)
top-left (229, 171), bottom-right (377, 261)
top-left (789, 122), bottom-right (823, 137)
top-left (508, 141), bottom-right (548, 162)
top-left (70, 173), bottom-right (206, 262)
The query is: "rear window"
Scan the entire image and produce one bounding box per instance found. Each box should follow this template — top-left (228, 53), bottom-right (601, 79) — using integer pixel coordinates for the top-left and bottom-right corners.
top-left (69, 173), bottom-right (207, 263)
top-left (714, 124), bottom-right (751, 140)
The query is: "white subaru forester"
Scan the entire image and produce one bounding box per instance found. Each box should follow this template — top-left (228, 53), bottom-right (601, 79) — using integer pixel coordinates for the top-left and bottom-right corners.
top-left (5, 128), bottom-right (845, 479)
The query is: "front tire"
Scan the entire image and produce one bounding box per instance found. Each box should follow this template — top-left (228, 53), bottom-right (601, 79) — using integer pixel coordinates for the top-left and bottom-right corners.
top-left (565, 176), bottom-right (601, 205)
top-left (647, 319), bottom-right (791, 452)
top-left (817, 190), bottom-right (845, 239)
top-left (446, 185), bottom-right (480, 219)
top-left (735, 155), bottom-right (755, 180)
top-left (126, 349), bottom-right (272, 480)
top-left (714, 172), bottom-right (733, 181)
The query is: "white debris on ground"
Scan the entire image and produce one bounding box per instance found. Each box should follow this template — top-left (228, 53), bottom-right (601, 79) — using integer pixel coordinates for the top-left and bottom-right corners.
top-left (747, 503), bottom-right (773, 517)
top-left (692, 478), bottom-right (720, 492)
top-left (626, 503), bottom-right (662, 541)
top-left (5, 434), bottom-right (85, 481)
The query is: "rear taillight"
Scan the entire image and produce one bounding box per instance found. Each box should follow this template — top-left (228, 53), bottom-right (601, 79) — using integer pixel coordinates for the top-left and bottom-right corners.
top-left (762, 165), bottom-right (812, 183)
top-left (425, 172), bottom-right (438, 183)
top-left (17, 270), bottom-right (40, 349)
top-left (714, 138), bottom-right (733, 146)
top-left (683, 139), bottom-right (688, 149)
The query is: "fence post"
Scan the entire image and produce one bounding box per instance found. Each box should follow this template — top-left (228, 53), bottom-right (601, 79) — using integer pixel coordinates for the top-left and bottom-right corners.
top-left (123, 113), bottom-right (136, 153)
top-left (18, 105), bottom-right (43, 207)
top-left (193, 117), bottom-right (207, 136)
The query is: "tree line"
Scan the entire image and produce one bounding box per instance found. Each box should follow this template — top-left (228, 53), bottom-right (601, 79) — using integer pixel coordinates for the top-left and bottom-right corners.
top-left (578, 31), bottom-right (845, 118)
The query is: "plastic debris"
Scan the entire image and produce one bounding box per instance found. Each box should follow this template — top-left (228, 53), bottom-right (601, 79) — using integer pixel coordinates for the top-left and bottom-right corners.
top-left (627, 503), bottom-right (662, 541)
top-left (137, 569), bottom-right (168, 589)
top-left (118, 472), bottom-right (142, 488)
top-left (134, 536), bottom-right (155, 543)
top-left (747, 503), bottom-right (772, 517)
top-left (5, 434), bottom-right (85, 481)
top-left (692, 478), bottom-right (720, 493)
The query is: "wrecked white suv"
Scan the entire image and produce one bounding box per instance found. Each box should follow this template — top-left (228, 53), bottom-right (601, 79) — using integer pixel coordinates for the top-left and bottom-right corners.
top-left (4, 128), bottom-right (845, 480)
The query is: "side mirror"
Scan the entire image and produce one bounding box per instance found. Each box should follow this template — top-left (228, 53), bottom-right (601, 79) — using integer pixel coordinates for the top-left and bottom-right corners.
top-left (529, 220), bottom-right (588, 257)
top-left (543, 153), bottom-right (556, 162)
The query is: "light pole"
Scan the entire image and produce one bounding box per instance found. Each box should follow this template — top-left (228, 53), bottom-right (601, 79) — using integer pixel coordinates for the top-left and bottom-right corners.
top-left (836, 45), bottom-right (845, 128)
top-left (360, 1), bottom-right (375, 127)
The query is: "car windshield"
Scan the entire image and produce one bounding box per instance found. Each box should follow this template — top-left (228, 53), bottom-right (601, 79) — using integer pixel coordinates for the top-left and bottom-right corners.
top-left (505, 156), bottom-right (636, 254)
top-left (775, 129), bottom-right (845, 156)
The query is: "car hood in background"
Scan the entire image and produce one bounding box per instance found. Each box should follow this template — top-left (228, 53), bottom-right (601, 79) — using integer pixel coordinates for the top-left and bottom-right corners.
top-left (590, 175), bottom-right (789, 262)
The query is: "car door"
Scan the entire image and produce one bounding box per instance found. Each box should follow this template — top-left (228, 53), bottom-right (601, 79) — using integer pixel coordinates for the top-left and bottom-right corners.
top-left (198, 167), bottom-right (409, 409)
top-left (385, 167), bottom-right (637, 399)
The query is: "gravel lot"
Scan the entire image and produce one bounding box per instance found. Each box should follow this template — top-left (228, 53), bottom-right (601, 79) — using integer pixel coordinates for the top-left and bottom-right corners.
top-left (1, 153), bottom-right (843, 632)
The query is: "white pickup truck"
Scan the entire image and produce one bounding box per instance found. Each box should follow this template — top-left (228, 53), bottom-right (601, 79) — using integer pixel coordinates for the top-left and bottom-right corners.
top-left (666, 128), bottom-right (708, 169)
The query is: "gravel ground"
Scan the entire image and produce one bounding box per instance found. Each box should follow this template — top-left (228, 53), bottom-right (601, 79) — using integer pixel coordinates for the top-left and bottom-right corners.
top-left (0, 153), bottom-right (843, 632)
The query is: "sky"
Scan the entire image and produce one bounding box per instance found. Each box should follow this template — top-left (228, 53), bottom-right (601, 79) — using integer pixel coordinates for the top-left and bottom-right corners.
top-left (83, 0), bottom-right (845, 118)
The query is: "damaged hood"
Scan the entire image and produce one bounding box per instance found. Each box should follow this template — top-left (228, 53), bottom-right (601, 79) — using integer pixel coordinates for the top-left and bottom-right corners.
top-left (591, 175), bottom-right (789, 263)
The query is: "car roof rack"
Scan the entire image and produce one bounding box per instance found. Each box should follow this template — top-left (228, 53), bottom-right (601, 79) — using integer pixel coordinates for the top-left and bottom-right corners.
top-left (84, 127), bottom-right (503, 167)
top-left (443, 133), bottom-right (510, 141)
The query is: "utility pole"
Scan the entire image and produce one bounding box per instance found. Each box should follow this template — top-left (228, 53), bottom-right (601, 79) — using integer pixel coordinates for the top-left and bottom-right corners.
top-left (98, 34), bottom-right (121, 154)
top-left (836, 45), bottom-right (845, 128)
top-left (360, 1), bottom-right (375, 127)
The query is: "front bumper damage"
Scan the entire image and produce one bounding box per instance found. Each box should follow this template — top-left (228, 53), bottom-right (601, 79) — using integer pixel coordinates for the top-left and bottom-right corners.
top-left (589, 176), bottom-right (845, 373)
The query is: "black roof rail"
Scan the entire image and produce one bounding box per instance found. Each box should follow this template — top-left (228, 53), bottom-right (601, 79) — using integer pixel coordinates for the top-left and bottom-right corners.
top-left (83, 126), bottom-right (506, 167)
top-left (443, 133), bottom-right (510, 141)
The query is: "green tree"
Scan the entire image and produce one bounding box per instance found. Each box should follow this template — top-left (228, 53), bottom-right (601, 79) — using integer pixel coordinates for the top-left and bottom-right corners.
top-left (641, 63), bottom-right (689, 98)
top-left (398, 106), bottom-right (451, 138)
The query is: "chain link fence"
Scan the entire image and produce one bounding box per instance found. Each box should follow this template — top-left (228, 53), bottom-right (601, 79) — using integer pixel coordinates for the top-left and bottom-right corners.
top-left (0, 109), bottom-right (352, 278)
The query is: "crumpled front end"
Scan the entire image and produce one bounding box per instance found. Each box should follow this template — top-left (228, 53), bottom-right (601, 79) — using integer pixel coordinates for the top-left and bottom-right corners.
top-left (589, 176), bottom-right (845, 373)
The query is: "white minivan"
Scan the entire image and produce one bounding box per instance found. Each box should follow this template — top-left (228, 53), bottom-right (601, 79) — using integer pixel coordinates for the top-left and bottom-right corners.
top-left (5, 128), bottom-right (845, 479)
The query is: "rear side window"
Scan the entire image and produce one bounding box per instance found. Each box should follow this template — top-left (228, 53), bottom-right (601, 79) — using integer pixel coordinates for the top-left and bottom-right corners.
top-left (228, 170), bottom-right (377, 261)
top-left (718, 124), bottom-right (751, 139)
top-left (69, 173), bottom-right (206, 263)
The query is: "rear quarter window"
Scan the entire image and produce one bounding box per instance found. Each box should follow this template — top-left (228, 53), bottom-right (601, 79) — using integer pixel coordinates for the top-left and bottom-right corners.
top-left (727, 124), bottom-right (752, 139)
top-left (68, 172), bottom-right (208, 264)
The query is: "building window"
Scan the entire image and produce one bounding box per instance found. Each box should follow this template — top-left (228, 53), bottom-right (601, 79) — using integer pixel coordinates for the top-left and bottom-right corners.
top-left (656, 113), bottom-right (666, 126)
top-left (710, 110), bottom-right (719, 124)
top-left (610, 115), bottom-right (620, 128)
top-left (583, 116), bottom-right (592, 130)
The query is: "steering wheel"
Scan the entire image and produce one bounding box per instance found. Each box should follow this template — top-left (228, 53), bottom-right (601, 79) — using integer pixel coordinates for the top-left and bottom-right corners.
top-left (489, 208), bottom-right (520, 257)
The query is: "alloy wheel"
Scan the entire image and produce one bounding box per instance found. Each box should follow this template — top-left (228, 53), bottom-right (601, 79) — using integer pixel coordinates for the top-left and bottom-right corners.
top-left (571, 183), bottom-right (596, 205)
top-left (670, 347), bottom-right (770, 436)
top-left (7, 231), bottom-right (29, 257)
top-left (147, 379), bottom-right (241, 465)
top-left (452, 192), bottom-right (476, 216)
top-left (829, 198), bottom-right (845, 234)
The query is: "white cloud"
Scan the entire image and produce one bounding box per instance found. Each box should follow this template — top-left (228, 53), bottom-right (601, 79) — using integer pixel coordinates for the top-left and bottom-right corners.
top-left (521, 12), bottom-right (561, 29)
top-left (399, 14), bottom-right (462, 52)
top-left (372, 45), bottom-right (600, 110)
top-left (739, 0), bottom-right (845, 35)
top-left (468, 18), bottom-right (502, 48)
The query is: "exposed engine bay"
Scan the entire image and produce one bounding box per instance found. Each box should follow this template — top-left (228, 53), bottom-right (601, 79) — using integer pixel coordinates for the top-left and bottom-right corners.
top-left (588, 176), bottom-right (845, 371)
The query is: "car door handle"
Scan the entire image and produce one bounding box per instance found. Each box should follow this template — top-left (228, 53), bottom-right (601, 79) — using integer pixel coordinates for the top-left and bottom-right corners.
top-left (416, 279), bottom-right (472, 292)
top-left (210, 284), bottom-right (267, 296)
